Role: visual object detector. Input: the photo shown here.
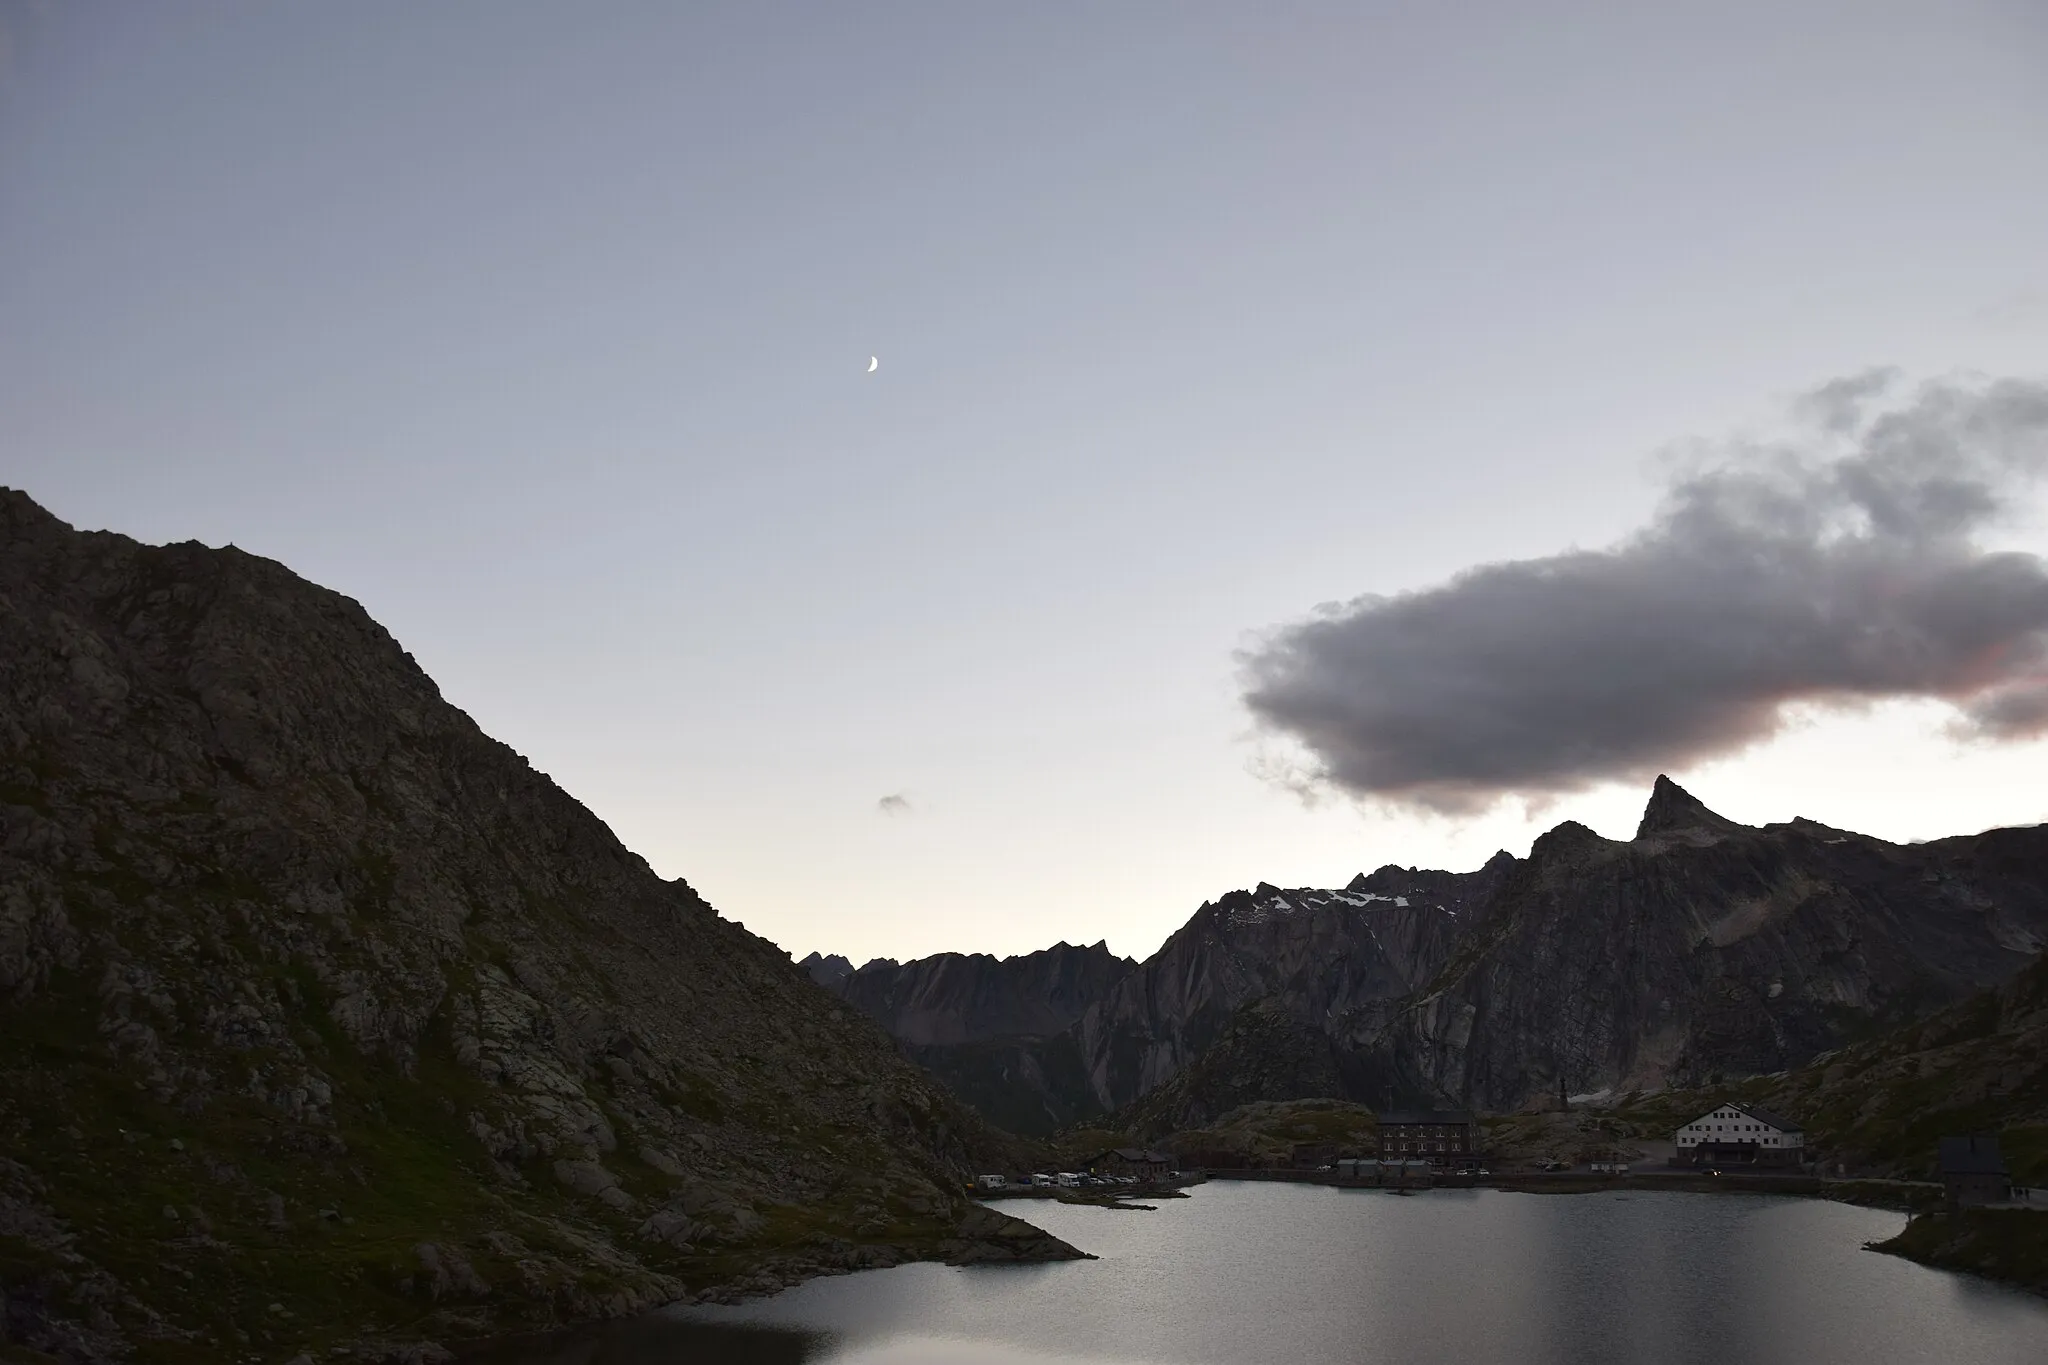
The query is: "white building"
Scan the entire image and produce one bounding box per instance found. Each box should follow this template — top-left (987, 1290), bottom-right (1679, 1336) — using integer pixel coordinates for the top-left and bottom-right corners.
top-left (1675, 1102), bottom-right (1804, 1167)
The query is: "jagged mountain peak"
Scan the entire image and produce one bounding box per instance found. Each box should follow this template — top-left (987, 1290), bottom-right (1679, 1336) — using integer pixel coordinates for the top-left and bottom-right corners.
top-left (1635, 774), bottom-right (1746, 841)
top-left (799, 951), bottom-right (855, 987)
top-left (1346, 864), bottom-right (1418, 891)
top-left (1528, 819), bottom-right (1615, 859)
top-left (1, 485), bottom-right (69, 533)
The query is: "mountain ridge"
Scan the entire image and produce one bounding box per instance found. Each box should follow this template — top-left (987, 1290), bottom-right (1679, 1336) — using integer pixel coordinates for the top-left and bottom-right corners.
top-left (813, 778), bottom-right (2048, 1133)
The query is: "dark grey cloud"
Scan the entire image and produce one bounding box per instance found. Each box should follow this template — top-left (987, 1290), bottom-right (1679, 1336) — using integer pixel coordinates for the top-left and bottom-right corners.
top-left (1239, 373), bottom-right (2048, 813)
top-left (876, 793), bottom-right (912, 816)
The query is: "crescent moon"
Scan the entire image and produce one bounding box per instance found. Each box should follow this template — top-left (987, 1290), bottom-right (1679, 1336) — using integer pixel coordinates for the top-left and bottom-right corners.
top-left (867, 356), bottom-right (878, 373)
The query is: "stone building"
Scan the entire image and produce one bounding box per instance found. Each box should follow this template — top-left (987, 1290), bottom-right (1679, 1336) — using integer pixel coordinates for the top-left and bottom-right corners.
top-left (1938, 1135), bottom-right (2010, 1210)
top-left (1086, 1147), bottom-right (1174, 1181)
top-left (1378, 1111), bottom-right (1480, 1171)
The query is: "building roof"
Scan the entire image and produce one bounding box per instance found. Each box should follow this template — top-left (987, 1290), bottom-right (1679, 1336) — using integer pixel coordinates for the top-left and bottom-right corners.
top-left (1732, 1103), bottom-right (1802, 1133)
top-left (1089, 1148), bottom-right (1174, 1164)
top-left (1685, 1102), bottom-right (1802, 1133)
top-left (1380, 1110), bottom-right (1476, 1126)
top-left (1938, 1135), bottom-right (2007, 1176)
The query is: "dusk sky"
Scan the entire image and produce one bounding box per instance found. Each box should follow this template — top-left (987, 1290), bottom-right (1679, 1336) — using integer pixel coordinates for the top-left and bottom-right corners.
top-left (6, 2), bottom-right (2048, 965)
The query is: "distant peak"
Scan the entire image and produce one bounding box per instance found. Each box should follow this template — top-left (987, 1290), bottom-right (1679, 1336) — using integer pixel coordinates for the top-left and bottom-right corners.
top-left (1346, 864), bottom-right (1410, 892)
top-left (1635, 775), bottom-right (1744, 841)
top-left (798, 952), bottom-right (855, 988)
top-left (0, 487), bottom-right (70, 536)
top-left (1529, 820), bottom-right (1613, 861)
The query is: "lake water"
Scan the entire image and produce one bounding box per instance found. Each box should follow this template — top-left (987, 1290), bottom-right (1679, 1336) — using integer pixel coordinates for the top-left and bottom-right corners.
top-left (475, 1183), bottom-right (2048, 1365)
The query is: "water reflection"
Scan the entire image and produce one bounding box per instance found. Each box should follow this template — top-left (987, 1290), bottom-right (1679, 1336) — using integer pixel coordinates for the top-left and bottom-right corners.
top-left (468, 1185), bottom-right (2048, 1365)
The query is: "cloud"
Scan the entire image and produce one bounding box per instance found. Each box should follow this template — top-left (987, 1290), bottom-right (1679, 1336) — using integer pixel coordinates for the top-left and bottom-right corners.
top-left (876, 793), bottom-right (912, 816)
top-left (1238, 372), bottom-right (2048, 813)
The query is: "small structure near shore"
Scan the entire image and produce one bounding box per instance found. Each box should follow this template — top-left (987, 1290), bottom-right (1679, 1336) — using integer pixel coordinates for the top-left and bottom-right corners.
top-left (1291, 1142), bottom-right (1339, 1169)
top-left (1331, 1157), bottom-right (1433, 1188)
top-left (1086, 1148), bottom-right (1175, 1181)
top-left (1938, 1135), bottom-right (2010, 1211)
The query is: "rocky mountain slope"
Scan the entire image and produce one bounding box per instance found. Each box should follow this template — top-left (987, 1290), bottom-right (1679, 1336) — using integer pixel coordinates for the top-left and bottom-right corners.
top-left (1112, 1000), bottom-right (1348, 1139)
top-left (833, 942), bottom-right (1132, 1048)
top-left (0, 490), bottom-right (1075, 1365)
top-left (807, 943), bottom-right (1133, 1136)
top-left (1067, 864), bottom-right (1505, 1117)
top-left (820, 780), bottom-right (2048, 1128)
top-left (1634, 947), bottom-right (2048, 1185)
top-left (1357, 781), bottom-right (2048, 1111)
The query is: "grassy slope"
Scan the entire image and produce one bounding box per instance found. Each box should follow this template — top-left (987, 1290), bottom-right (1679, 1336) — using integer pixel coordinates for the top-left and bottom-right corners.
top-left (0, 956), bottom-right (996, 1363)
top-left (1589, 951), bottom-right (2048, 1185)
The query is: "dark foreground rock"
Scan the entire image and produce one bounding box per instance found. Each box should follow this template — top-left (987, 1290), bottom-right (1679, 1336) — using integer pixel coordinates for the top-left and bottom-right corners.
top-left (0, 489), bottom-right (1075, 1363)
top-left (1871, 1210), bottom-right (2048, 1295)
top-left (937, 1205), bottom-right (1095, 1265)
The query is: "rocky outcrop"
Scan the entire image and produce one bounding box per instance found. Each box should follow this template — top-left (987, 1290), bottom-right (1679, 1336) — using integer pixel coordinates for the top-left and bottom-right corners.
top-left (798, 953), bottom-right (854, 988)
top-left (0, 489), bottom-right (1075, 1363)
top-left (1871, 1210), bottom-right (2048, 1295)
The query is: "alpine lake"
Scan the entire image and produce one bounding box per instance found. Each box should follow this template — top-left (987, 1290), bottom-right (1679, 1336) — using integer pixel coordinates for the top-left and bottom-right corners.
top-left (467, 1181), bottom-right (2048, 1365)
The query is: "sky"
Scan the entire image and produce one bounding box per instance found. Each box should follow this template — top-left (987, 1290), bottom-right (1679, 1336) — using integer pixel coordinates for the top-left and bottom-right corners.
top-left (5, 2), bottom-right (2048, 966)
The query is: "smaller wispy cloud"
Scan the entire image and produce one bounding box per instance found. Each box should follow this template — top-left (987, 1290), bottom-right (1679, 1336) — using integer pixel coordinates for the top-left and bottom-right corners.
top-left (876, 793), bottom-right (912, 816)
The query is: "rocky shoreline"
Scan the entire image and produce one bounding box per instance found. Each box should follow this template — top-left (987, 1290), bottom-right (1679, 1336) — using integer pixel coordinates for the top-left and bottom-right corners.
top-left (0, 1173), bottom-right (1086, 1365)
top-left (1868, 1209), bottom-right (2048, 1297)
top-left (640, 1203), bottom-right (1090, 1309)
top-left (433, 1207), bottom-right (1085, 1362)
